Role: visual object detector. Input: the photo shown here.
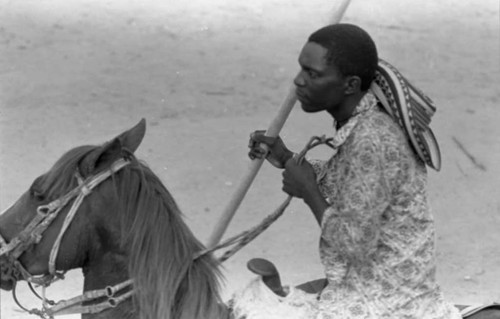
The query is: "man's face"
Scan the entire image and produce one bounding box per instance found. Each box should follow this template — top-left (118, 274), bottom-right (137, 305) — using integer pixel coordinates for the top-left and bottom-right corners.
top-left (294, 42), bottom-right (347, 114)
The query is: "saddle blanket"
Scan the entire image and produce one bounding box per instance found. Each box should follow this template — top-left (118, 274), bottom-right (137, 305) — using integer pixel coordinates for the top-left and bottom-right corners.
top-left (229, 277), bottom-right (499, 319)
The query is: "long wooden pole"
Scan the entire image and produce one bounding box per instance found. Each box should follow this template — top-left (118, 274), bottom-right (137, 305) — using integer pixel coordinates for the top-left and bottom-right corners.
top-left (207, 0), bottom-right (352, 248)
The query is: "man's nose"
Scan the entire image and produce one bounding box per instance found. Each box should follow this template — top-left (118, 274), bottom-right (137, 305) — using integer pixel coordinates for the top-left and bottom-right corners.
top-left (293, 71), bottom-right (306, 87)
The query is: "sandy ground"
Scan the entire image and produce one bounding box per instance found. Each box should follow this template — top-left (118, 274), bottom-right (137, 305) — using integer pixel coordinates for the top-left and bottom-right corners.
top-left (0, 0), bottom-right (499, 317)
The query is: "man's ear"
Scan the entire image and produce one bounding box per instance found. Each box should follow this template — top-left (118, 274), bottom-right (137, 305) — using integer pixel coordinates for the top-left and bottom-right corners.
top-left (344, 76), bottom-right (362, 95)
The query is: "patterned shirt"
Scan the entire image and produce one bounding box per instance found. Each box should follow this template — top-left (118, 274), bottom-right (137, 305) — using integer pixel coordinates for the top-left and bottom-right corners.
top-left (311, 93), bottom-right (461, 319)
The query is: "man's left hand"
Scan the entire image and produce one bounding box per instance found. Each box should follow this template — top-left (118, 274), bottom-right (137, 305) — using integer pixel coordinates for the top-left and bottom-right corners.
top-left (282, 157), bottom-right (317, 199)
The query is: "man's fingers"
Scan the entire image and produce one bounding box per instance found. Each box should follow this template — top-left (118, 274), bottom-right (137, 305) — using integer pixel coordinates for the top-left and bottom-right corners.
top-left (250, 131), bottom-right (276, 146)
top-left (248, 146), bottom-right (268, 160)
top-left (281, 179), bottom-right (295, 197)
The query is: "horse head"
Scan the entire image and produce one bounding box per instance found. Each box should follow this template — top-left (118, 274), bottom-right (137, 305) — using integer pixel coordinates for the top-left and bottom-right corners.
top-left (0, 119), bottom-right (225, 319)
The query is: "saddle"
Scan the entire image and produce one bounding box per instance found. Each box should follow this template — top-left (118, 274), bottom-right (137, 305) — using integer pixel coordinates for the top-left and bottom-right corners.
top-left (247, 258), bottom-right (500, 319)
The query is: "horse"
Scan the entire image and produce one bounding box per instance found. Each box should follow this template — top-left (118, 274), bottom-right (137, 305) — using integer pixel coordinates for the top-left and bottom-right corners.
top-left (1, 119), bottom-right (499, 319)
top-left (0, 119), bottom-right (228, 319)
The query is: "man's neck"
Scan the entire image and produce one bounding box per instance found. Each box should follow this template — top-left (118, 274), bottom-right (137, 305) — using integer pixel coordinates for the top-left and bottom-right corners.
top-left (331, 92), bottom-right (365, 129)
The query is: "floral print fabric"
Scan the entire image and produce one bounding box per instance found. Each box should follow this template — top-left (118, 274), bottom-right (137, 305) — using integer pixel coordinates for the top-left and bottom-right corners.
top-left (310, 92), bottom-right (461, 319)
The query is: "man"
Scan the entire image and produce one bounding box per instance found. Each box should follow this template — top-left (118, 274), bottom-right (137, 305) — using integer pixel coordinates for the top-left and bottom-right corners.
top-left (248, 24), bottom-right (461, 318)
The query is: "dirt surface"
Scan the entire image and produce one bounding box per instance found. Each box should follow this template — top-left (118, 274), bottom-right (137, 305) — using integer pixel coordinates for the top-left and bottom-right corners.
top-left (0, 0), bottom-right (499, 317)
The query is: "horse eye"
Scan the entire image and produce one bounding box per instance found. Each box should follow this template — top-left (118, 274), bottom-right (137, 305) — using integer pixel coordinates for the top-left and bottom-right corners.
top-left (29, 176), bottom-right (47, 202)
top-left (30, 187), bottom-right (46, 202)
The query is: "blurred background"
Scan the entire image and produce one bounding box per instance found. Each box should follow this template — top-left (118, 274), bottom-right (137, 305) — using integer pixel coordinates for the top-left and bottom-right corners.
top-left (1, 0), bottom-right (499, 317)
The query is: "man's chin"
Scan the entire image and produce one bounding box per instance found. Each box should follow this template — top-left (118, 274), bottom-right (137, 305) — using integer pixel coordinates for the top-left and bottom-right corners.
top-left (300, 102), bottom-right (321, 113)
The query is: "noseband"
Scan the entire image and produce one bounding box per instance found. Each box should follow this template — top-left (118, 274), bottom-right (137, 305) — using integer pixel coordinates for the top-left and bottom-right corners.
top-left (0, 157), bottom-right (133, 318)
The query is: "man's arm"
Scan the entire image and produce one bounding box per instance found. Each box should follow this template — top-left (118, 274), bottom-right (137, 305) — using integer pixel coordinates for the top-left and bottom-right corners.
top-left (320, 137), bottom-right (392, 264)
top-left (283, 158), bottom-right (329, 224)
top-left (283, 133), bottom-right (394, 264)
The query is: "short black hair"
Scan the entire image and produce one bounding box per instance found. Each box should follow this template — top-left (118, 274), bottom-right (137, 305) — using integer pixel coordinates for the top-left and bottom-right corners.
top-left (308, 24), bottom-right (378, 91)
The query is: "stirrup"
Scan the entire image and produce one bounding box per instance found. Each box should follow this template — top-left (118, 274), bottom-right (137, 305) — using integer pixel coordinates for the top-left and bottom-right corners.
top-left (247, 258), bottom-right (287, 297)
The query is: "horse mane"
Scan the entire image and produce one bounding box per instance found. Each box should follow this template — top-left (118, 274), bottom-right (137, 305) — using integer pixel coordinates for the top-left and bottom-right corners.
top-left (37, 146), bottom-right (225, 319)
top-left (115, 155), bottom-right (224, 319)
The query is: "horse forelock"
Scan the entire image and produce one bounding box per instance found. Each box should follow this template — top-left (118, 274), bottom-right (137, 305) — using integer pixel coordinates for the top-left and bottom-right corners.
top-left (37, 146), bottom-right (95, 199)
top-left (113, 156), bottom-right (224, 319)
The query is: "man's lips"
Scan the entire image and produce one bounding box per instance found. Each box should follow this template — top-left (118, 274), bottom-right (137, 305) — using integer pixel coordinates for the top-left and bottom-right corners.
top-left (296, 90), bottom-right (309, 103)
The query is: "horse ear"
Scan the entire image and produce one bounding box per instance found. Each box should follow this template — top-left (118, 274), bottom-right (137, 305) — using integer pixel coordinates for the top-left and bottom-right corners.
top-left (80, 139), bottom-right (123, 176)
top-left (79, 119), bottom-right (146, 176)
top-left (115, 118), bottom-right (146, 154)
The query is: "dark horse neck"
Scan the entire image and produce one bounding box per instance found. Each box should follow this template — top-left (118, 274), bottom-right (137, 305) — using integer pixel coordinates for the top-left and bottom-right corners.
top-left (82, 252), bottom-right (135, 319)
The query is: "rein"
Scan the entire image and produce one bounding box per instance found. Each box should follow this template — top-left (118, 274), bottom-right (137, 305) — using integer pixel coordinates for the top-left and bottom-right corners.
top-left (0, 157), bottom-right (132, 318)
top-left (196, 135), bottom-right (335, 262)
top-left (0, 135), bottom-right (333, 318)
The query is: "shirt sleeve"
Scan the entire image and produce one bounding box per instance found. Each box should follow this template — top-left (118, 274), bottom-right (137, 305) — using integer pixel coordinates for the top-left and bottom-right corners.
top-left (320, 135), bottom-right (393, 268)
top-left (308, 158), bottom-right (327, 176)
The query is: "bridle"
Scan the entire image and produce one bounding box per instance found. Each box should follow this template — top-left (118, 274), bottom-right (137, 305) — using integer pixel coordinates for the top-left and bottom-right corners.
top-left (0, 136), bottom-right (340, 318)
top-left (0, 157), bottom-right (134, 318)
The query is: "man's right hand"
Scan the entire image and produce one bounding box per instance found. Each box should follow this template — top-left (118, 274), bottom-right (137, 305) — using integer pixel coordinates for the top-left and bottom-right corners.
top-left (248, 130), bottom-right (293, 169)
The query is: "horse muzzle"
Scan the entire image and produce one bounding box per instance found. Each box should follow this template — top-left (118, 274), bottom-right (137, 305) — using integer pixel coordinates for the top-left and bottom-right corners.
top-left (0, 256), bottom-right (17, 290)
